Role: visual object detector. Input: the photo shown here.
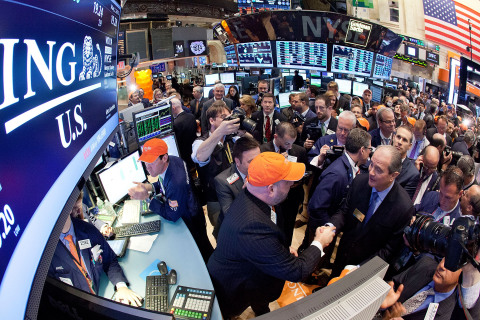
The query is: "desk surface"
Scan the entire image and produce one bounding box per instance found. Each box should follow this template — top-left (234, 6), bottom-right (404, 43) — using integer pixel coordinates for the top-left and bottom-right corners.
top-left (98, 215), bottom-right (221, 320)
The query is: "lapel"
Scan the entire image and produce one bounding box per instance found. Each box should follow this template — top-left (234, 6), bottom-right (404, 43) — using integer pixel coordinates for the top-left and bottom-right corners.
top-left (231, 165), bottom-right (244, 193)
top-left (73, 221), bottom-right (93, 274)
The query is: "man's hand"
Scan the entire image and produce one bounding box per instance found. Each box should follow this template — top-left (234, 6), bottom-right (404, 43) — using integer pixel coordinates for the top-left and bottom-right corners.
top-left (128, 182), bottom-right (150, 200)
top-left (304, 139), bottom-right (314, 149)
top-left (216, 117), bottom-right (241, 136)
top-left (383, 302), bottom-right (406, 320)
top-left (289, 246), bottom-right (298, 257)
top-left (414, 155), bottom-right (423, 171)
top-left (380, 281), bottom-right (404, 309)
top-left (115, 287), bottom-right (143, 307)
top-left (316, 145), bottom-right (330, 167)
top-left (313, 226), bottom-right (336, 248)
top-left (442, 152), bottom-right (453, 171)
top-left (100, 224), bottom-right (114, 237)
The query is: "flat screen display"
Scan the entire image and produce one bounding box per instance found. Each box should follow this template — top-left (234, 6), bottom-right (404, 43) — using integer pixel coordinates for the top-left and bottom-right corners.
top-left (159, 132), bottom-right (180, 158)
top-left (426, 51), bottom-right (439, 65)
top-left (336, 79), bottom-right (352, 94)
top-left (220, 72), bottom-right (235, 84)
top-left (352, 82), bottom-right (369, 96)
top-left (405, 45), bottom-right (418, 58)
top-left (0, 0), bottom-right (121, 317)
top-left (371, 85), bottom-right (383, 102)
top-left (224, 44), bottom-right (238, 66)
top-left (237, 41), bottom-right (274, 67)
top-left (205, 74), bottom-right (220, 86)
top-left (236, 72), bottom-right (249, 80)
top-left (276, 41), bottom-right (328, 71)
top-left (203, 86), bottom-right (213, 98)
top-left (331, 45), bottom-right (374, 77)
top-left (98, 151), bottom-right (147, 204)
top-left (372, 54), bottom-right (393, 80)
top-left (278, 92), bottom-right (291, 109)
top-left (174, 40), bottom-right (185, 57)
top-left (310, 78), bottom-right (322, 87)
top-left (133, 103), bottom-right (173, 143)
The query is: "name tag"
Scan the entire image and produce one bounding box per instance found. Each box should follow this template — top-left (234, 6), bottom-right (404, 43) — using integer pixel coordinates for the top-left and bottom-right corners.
top-left (287, 155), bottom-right (297, 163)
top-left (59, 277), bottom-right (73, 286)
top-left (424, 303), bottom-right (439, 320)
top-left (326, 129), bottom-right (335, 135)
top-left (353, 209), bottom-right (365, 222)
top-left (274, 119), bottom-right (281, 125)
top-left (78, 239), bottom-right (92, 250)
top-left (227, 173), bottom-right (240, 185)
top-left (443, 216), bottom-right (450, 226)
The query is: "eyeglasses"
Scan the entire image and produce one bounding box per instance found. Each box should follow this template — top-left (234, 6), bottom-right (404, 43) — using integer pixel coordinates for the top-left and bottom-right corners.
top-left (381, 119), bottom-right (396, 124)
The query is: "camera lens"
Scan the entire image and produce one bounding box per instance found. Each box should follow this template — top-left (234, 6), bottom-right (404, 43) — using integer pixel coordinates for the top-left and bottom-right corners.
top-left (405, 214), bottom-right (449, 256)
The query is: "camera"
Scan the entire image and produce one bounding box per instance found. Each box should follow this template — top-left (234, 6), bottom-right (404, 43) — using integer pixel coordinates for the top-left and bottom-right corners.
top-left (404, 214), bottom-right (480, 271)
top-left (444, 145), bottom-right (463, 162)
top-left (224, 107), bottom-right (257, 133)
top-left (256, 92), bottom-right (264, 107)
top-left (292, 111), bottom-right (306, 128)
top-left (304, 123), bottom-right (323, 143)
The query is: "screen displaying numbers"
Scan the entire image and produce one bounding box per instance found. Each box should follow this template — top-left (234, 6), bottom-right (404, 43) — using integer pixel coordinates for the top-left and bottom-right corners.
top-left (276, 41), bottom-right (327, 71)
top-left (331, 45), bottom-right (374, 77)
top-left (372, 54), bottom-right (393, 80)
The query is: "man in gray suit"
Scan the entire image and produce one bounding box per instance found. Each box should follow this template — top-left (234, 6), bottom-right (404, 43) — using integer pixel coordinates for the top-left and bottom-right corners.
top-left (213, 137), bottom-right (260, 238)
top-left (200, 83), bottom-right (235, 134)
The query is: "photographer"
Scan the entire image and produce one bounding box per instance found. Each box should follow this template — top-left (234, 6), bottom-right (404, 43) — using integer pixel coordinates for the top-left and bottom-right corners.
top-left (302, 95), bottom-right (338, 151)
top-left (380, 254), bottom-right (480, 320)
top-left (192, 101), bottom-right (251, 228)
top-left (308, 111), bottom-right (357, 168)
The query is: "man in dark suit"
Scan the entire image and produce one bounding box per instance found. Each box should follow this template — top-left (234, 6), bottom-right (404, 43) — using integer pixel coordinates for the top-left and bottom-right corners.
top-left (328, 145), bottom-right (415, 277)
top-left (302, 95), bottom-right (338, 151)
top-left (393, 126), bottom-right (420, 198)
top-left (207, 152), bottom-right (336, 318)
top-left (361, 89), bottom-right (373, 115)
top-left (426, 115), bottom-right (452, 147)
top-left (380, 255), bottom-right (480, 320)
top-left (458, 155), bottom-right (478, 190)
top-left (327, 81), bottom-right (350, 111)
top-left (415, 166), bottom-right (464, 224)
top-left (213, 137), bottom-right (260, 238)
top-left (412, 146), bottom-right (440, 205)
top-left (190, 85), bottom-right (207, 120)
top-left (452, 130), bottom-right (474, 157)
top-left (251, 93), bottom-right (287, 144)
top-left (260, 122), bottom-right (308, 245)
top-left (172, 98), bottom-right (197, 173)
top-left (200, 83), bottom-right (235, 134)
top-left (48, 199), bottom-right (142, 306)
top-left (369, 107), bottom-right (396, 148)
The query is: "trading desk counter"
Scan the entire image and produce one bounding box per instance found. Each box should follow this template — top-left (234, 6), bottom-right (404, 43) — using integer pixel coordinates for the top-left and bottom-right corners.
top-left (98, 215), bottom-right (221, 319)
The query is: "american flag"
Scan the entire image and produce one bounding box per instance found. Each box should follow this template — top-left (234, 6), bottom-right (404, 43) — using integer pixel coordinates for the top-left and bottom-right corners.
top-left (423, 0), bottom-right (480, 62)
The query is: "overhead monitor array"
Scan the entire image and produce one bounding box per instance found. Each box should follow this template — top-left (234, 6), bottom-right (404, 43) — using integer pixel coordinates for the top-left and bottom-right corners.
top-left (225, 41), bottom-right (392, 79)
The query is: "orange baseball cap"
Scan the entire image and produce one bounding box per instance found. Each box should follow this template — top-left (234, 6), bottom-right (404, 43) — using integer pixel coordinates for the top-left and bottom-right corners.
top-left (247, 152), bottom-right (305, 187)
top-left (407, 117), bottom-right (416, 126)
top-left (138, 138), bottom-right (168, 163)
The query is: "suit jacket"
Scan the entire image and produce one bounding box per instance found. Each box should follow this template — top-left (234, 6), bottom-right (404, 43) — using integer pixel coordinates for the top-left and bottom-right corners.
top-left (330, 174), bottom-right (415, 277)
top-left (207, 189), bottom-right (323, 317)
top-left (397, 158), bottom-right (420, 199)
top-left (308, 154), bottom-right (354, 230)
top-left (48, 218), bottom-right (127, 294)
top-left (200, 97), bottom-right (235, 135)
top-left (337, 94), bottom-right (350, 111)
top-left (426, 128), bottom-right (453, 146)
top-left (189, 97), bottom-right (207, 120)
top-left (392, 256), bottom-right (457, 320)
top-left (251, 110), bottom-right (287, 144)
top-left (369, 128), bottom-right (389, 148)
top-left (451, 140), bottom-right (470, 156)
top-left (173, 112), bottom-right (197, 168)
top-left (414, 191), bottom-right (462, 222)
top-left (307, 133), bottom-right (338, 162)
top-left (301, 116), bottom-right (338, 146)
top-left (213, 164), bottom-right (244, 230)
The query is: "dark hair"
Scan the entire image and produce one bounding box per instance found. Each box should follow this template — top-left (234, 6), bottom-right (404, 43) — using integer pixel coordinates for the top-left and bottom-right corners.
top-left (441, 166), bottom-right (464, 192)
top-left (396, 125), bottom-right (413, 143)
top-left (296, 92), bottom-right (308, 104)
top-left (206, 101), bottom-right (229, 129)
top-left (309, 85), bottom-right (319, 97)
top-left (345, 128), bottom-right (371, 154)
top-left (232, 137), bottom-right (260, 161)
top-left (262, 92), bottom-right (275, 101)
top-left (457, 155), bottom-right (475, 177)
top-left (275, 122), bottom-right (297, 139)
top-left (258, 79), bottom-right (269, 86)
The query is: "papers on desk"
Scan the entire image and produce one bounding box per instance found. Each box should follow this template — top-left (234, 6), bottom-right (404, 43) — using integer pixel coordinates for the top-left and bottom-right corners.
top-left (127, 233), bottom-right (158, 252)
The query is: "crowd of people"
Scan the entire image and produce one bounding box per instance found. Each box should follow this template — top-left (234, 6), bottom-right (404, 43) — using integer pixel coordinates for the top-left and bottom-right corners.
top-left (58, 74), bottom-right (480, 320)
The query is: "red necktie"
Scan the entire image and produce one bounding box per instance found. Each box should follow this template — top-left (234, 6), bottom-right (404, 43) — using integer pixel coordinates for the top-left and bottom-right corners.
top-left (65, 234), bottom-right (95, 294)
top-left (265, 116), bottom-right (272, 142)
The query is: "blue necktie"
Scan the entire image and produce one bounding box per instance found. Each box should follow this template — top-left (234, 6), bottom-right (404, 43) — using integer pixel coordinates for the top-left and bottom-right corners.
top-left (364, 191), bottom-right (380, 224)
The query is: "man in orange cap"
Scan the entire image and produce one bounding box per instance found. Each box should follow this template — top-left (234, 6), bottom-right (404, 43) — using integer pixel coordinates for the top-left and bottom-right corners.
top-left (207, 152), bottom-right (336, 318)
top-left (128, 138), bottom-right (213, 262)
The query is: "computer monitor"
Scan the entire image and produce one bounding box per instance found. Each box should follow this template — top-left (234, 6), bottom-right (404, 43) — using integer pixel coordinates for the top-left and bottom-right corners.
top-left (224, 44), bottom-right (238, 66)
top-left (276, 41), bottom-right (328, 71)
top-left (120, 103), bottom-right (145, 123)
top-left (237, 41), bottom-right (274, 67)
top-left (97, 150), bottom-right (147, 205)
top-left (278, 92), bottom-right (292, 109)
top-left (241, 75), bottom-right (260, 94)
top-left (336, 79), bottom-right (353, 94)
top-left (331, 44), bottom-right (375, 77)
top-left (264, 69), bottom-right (272, 75)
top-left (269, 77), bottom-right (282, 96)
top-left (235, 72), bottom-right (249, 80)
top-left (372, 54), bottom-right (393, 80)
top-left (220, 72), bottom-right (235, 84)
top-left (205, 74), bottom-right (219, 86)
top-left (310, 77), bottom-right (322, 87)
top-left (133, 101), bottom-right (173, 144)
top-left (157, 132), bottom-right (180, 158)
top-left (371, 85), bottom-right (383, 103)
top-left (352, 82), bottom-right (370, 96)
top-left (0, 0), bottom-right (122, 318)
top-left (203, 86), bottom-right (214, 98)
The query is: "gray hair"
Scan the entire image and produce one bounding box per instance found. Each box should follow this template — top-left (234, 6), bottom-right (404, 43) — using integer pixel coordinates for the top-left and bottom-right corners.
top-left (338, 110), bottom-right (357, 127)
top-left (170, 98), bottom-right (182, 108)
top-left (376, 145), bottom-right (402, 174)
top-left (193, 86), bottom-right (203, 93)
top-left (376, 107), bottom-right (394, 126)
top-left (464, 130), bottom-right (475, 145)
top-left (214, 83), bottom-right (225, 91)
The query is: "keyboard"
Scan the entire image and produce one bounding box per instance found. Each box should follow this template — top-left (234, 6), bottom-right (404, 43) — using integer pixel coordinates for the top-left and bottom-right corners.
top-left (169, 286), bottom-right (215, 320)
top-left (145, 275), bottom-right (169, 312)
top-left (120, 200), bottom-right (141, 225)
top-left (112, 220), bottom-right (161, 238)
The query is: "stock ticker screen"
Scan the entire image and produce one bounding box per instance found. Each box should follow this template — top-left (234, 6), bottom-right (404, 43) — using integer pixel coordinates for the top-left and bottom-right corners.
top-left (276, 41), bottom-right (328, 71)
top-left (134, 104), bottom-right (173, 143)
top-left (372, 54), bottom-right (393, 80)
top-left (237, 41), bottom-right (274, 67)
top-left (331, 45), bottom-right (374, 77)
